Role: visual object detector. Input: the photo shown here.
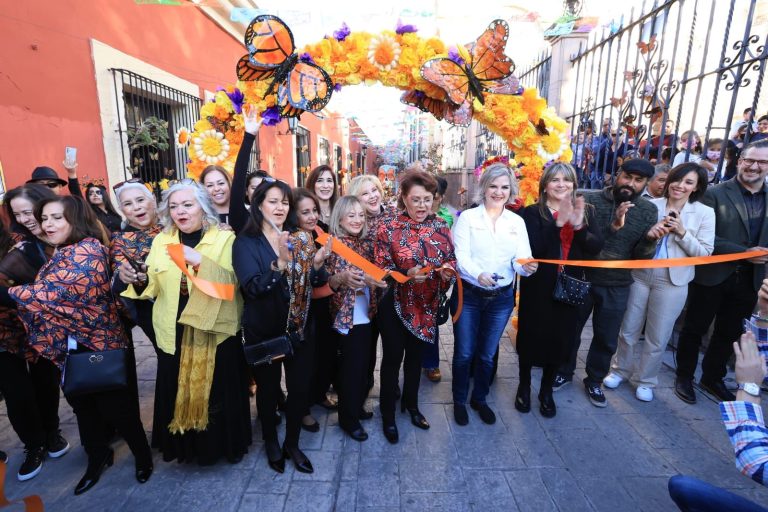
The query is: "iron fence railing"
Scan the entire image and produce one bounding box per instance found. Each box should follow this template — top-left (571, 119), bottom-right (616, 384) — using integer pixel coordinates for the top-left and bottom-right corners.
top-left (519, 49), bottom-right (552, 100)
top-left (565, 0), bottom-right (767, 188)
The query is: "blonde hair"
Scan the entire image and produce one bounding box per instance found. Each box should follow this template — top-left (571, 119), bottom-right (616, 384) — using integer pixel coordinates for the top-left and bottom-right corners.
top-left (348, 175), bottom-right (384, 199)
top-left (329, 195), bottom-right (367, 238)
top-left (475, 163), bottom-right (517, 205)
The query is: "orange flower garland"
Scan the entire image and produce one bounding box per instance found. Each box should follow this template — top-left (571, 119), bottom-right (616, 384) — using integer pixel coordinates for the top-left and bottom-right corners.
top-left (187, 22), bottom-right (572, 203)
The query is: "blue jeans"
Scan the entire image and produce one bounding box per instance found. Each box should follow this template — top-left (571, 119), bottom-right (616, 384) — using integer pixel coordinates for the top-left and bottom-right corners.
top-left (422, 331), bottom-right (440, 369)
top-left (668, 475), bottom-right (768, 512)
top-left (451, 282), bottom-right (515, 405)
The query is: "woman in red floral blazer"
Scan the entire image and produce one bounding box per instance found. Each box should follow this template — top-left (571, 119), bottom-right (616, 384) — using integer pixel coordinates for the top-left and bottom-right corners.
top-left (375, 170), bottom-right (456, 444)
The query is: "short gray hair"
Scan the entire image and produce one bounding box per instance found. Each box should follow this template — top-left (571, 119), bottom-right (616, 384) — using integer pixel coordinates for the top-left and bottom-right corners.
top-left (115, 182), bottom-right (155, 207)
top-left (329, 195), bottom-right (367, 238)
top-left (157, 180), bottom-right (220, 233)
top-left (474, 163), bottom-right (518, 205)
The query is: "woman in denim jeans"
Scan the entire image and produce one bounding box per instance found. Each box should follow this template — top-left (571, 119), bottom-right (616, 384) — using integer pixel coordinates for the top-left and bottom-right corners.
top-left (450, 163), bottom-right (538, 426)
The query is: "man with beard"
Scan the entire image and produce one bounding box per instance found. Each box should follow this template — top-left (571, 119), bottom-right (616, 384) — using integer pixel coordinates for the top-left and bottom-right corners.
top-left (553, 158), bottom-right (657, 407)
top-left (674, 139), bottom-right (768, 404)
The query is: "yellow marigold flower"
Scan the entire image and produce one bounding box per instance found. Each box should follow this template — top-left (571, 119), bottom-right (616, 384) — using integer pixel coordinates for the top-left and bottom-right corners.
top-left (200, 103), bottom-right (216, 118)
top-left (194, 119), bottom-right (213, 132)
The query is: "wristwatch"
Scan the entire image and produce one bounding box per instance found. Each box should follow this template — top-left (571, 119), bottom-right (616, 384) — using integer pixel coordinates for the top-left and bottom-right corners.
top-left (738, 382), bottom-right (761, 397)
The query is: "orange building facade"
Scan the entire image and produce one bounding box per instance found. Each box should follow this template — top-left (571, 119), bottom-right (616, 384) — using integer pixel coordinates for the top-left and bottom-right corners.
top-left (0, 0), bottom-right (372, 194)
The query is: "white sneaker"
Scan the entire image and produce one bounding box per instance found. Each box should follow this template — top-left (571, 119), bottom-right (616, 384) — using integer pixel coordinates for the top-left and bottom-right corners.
top-left (603, 373), bottom-right (624, 389)
top-left (635, 386), bottom-right (654, 402)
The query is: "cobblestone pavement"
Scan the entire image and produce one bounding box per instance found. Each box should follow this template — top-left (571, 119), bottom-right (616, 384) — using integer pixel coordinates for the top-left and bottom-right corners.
top-left (3, 322), bottom-right (768, 511)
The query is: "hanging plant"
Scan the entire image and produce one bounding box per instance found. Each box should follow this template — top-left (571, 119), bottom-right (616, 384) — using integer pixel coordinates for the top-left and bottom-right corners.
top-left (127, 116), bottom-right (170, 161)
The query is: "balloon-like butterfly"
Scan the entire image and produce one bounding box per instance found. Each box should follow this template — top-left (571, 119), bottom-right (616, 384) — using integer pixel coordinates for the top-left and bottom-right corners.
top-left (237, 15), bottom-right (333, 118)
top-left (419, 19), bottom-right (523, 121)
top-left (400, 90), bottom-right (473, 127)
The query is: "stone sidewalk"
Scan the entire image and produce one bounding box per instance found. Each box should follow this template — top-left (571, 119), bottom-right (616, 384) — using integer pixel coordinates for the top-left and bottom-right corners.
top-left (2, 322), bottom-right (768, 511)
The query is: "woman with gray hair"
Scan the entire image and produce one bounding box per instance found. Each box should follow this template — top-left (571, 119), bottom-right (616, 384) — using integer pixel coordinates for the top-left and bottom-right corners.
top-left (123, 179), bottom-right (251, 465)
top-left (516, 163), bottom-right (603, 418)
top-left (450, 163), bottom-right (537, 426)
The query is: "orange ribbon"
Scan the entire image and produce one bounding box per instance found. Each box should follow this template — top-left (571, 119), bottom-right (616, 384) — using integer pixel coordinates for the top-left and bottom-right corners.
top-left (517, 249), bottom-right (768, 269)
top-left (314, 227), bottom-right (463, 322)
top-left (0, 462), bottom-right (44, 512)
top-left (167, 244), bottom-right (235, 300)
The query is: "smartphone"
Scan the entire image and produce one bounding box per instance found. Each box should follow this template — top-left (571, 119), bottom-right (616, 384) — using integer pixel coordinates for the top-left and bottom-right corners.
top-left (65, 147), bottom-right (77, 162)
top-left (124, 254), bottom-right (145, 273)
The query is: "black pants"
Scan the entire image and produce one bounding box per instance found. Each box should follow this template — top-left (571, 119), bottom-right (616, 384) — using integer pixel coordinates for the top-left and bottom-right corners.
top-left (310, 298), bottom-right (338, 404)
top-left (519, 363), bottom-right (558, 396)
top-left (676, 271), bottom-right (758, 382)
top-left (366, 318), bottom-right (380, 390)
top-left (378, 291), bottom-right (424, 423)
top-left (558, 284), bottom-right (631, 384)
top-left (337, 324), bottom-right (372, 432)
top-left (0, 352), bottom-right (61, 450)
top-left (66, 385), bottom-right (150, 465)
top-left (252, 336), bottom-right (315, 448)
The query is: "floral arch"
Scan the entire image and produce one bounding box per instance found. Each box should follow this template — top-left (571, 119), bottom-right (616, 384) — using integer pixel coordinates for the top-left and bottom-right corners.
top-left (184, 16), bottom-right (572, 205)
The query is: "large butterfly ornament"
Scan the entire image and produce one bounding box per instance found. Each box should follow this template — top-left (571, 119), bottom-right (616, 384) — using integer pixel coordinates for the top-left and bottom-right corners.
top-left (419, 19), bottom-right (523, 121)
top-left (236, 15), bottom-right (333, 118)
top-left (400, 90), bottom-right (473, 127)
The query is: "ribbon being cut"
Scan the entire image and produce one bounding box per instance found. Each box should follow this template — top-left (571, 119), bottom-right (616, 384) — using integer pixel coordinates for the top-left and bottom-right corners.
top-left (517, 249), bottom-right (768, 269)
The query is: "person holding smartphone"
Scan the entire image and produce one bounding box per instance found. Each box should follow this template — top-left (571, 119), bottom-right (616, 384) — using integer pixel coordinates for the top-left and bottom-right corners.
top-left (606, 163), bottom-right (715, 402)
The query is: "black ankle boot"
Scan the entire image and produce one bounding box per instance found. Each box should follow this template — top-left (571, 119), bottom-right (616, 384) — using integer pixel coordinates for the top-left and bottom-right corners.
top-left (515, 386), bottom-right (531, 413)
top-left (538, 391), bottom-right (556, 418)
top-left (74, 449), bottom-right (114, 495)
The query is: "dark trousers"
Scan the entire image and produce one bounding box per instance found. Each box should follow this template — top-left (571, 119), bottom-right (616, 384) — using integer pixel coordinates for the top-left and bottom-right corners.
top-left (252, 337), bottom-right (315, 447)
top-left (0, 352), bottom-right (61, 449)
top-left (66, 385), bottom-right (150, 465)
top-left (676, 272), bottom-right (757, 382)
top-left (558, 284), bottom-right (631, 385)
top-left (378, 291), bottom-right (423, 423)
top-left (310, 299), bottom-right (338, 404)
top-left (668, 475), bottom-right (767, 512)
top-left (337, 324), bottom-right (372, 432)
top-left (519, 363), bottom-right (558, 396)
top-left (366, 319), bottom-right (380, 390)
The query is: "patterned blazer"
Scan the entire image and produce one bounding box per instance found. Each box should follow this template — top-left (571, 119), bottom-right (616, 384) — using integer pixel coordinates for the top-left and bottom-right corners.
top-left (327, 235), bottom-right (377, 333)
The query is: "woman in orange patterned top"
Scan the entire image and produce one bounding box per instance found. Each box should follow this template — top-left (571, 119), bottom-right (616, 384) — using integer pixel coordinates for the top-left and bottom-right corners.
top-left (1, 196), bottom-right (152, 495)
top-left (375, 170), bottom-right (456, 444)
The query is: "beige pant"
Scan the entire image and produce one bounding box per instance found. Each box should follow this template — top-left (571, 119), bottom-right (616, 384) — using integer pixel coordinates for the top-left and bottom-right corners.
top-left (612, 267), bottom-right (688, 388)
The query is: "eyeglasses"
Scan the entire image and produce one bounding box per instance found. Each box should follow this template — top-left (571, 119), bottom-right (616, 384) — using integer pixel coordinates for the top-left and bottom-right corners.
top-left (112, 178), bottom-right (144, 192)
top-left (741, 158), bottom-right (768, 170)
top-left (406, 197), bottom-right (433, 207)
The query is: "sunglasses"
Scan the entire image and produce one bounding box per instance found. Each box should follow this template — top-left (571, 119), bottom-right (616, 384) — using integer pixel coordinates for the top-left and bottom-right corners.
top-left (37, 181), bottom-right (62, 189)
top-left (112, 177), bottom-right (144, 192)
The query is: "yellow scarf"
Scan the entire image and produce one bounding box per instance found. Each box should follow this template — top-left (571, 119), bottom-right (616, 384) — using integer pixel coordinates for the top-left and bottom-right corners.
top-left (168, 256), bottom-right (241, 434)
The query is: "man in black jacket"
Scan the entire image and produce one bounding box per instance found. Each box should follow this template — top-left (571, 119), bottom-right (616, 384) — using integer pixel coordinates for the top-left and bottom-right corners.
top-left (674, 139), bottom-right (768, 404)
top-left (554, 158), bottom-right (658, 407)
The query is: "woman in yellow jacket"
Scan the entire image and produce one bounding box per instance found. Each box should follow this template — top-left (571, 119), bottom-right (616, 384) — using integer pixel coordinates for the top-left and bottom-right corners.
top-left (123, 180), bottom-right (251, 465)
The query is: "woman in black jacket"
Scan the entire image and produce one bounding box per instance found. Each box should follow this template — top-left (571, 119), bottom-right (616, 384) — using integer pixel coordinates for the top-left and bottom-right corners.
top-left (232, 180), bottom-right (329, 474)
top-left (84, 183), bottom-right (123, 234)
top-left (516, 163), bottom-right (604, 418)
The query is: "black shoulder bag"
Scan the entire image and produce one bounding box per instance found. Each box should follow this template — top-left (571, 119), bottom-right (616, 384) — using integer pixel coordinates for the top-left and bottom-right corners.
top-left (62, 247), bottom-right (128, 397)
top-left (552, 245), bottom-right (591, 307)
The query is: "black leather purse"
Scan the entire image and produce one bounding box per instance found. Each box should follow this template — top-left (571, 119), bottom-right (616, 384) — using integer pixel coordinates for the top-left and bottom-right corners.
top-left (552, 266), bottom-right (591, 306)
top-left (62, 348), bottom-right (128, 397)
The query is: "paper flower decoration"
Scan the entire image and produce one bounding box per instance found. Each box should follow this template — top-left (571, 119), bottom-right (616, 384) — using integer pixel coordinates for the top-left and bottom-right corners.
top-left (193, 130), bottom-right (230, 164)
top-left (368, 34), bottom-right (401, 72)
top-left (175, 127), bottom-right (190, 148)
top-left (537, 130), bottom-right (569, 161)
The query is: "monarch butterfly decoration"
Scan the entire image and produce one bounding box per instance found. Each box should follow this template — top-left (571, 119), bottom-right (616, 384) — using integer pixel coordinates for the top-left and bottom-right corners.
top-left (419, 19), bottom-right (523, 122)
top-left (400, 90), bottom-right (473, 127)
top-left (236, 14), bottom-right (334, 118)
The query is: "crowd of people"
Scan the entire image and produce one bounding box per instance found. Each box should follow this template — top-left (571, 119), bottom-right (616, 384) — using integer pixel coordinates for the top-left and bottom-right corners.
top-left (1, 103), bottom-right (768, 510)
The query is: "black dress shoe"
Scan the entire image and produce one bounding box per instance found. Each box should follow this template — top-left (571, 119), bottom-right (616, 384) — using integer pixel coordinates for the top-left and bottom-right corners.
top-left (135, 461), bottom-right (153, 483)
top-left (454, 404), bottom-right (469, 426)
top-left (405, 408), bottom-right (430, 430)
top-left (538, 392), bottom-right (557, 418)
top-left (514, 386), bottom-right (531, 413)
top-left (74, 449), bottom-right (114, 495)
top-left (383, 422), bottom-right (399, 444)
top-left (265, 441), bottom-right (285, 474)
top-left (700, 379), bottom-right (736, 402)
top-left (470, 401), bottom-right (497, 424)
top-left (359, 409), bottom-right (374, 420)
top-left (674, 378), bottom-right (697, 404)
top-left (344, 427), bottom-right (369, 442)
top-left (283, 445), bottom-right (313, 474)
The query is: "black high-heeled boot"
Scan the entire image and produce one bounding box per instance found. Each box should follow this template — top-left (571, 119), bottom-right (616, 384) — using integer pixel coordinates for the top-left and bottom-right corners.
top-left (538, 391), bottom-right (557, 418)
top-left (74, 449), bottom-right (114, 495)
top-left (401, 404), bottom-right (430, 430)
top-left (265, 440), bottom-right (285, 474)
top-left (283, 444), bottom-right (314, 474)
top-left (514, 386), bottom-right (531, 413)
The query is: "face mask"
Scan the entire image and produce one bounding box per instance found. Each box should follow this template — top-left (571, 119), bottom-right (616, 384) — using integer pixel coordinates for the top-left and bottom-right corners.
top-left (706, 150), bottom-right (721, 161)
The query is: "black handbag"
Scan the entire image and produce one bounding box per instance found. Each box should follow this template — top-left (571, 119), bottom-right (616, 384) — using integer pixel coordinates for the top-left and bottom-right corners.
top-left (61, 247), bottom-right (129, 397)
top-left (62, 348), bottom-right (129, 397)
top-left (437, 289), bottom-right (450, 325)
top-left (552, 266), bottom-right (591, 306)
top-left (242, 331), bottom-right (301, 367)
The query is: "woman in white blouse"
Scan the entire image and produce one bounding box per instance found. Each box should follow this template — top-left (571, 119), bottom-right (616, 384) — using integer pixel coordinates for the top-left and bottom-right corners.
top-left (607, 162), bottom-right (715, 402)
top-left (450, 163), bottom-right (538, 426)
